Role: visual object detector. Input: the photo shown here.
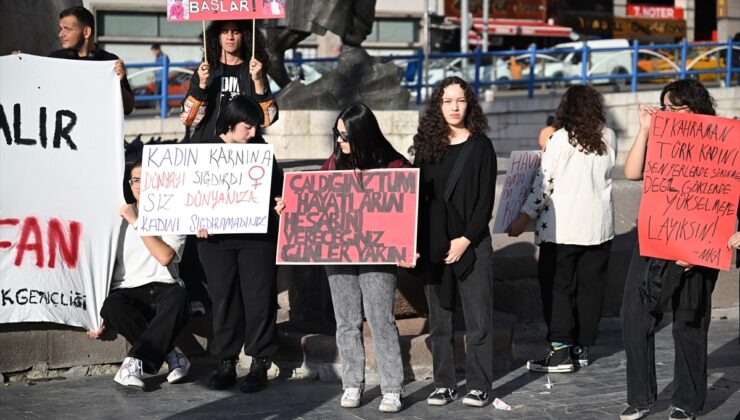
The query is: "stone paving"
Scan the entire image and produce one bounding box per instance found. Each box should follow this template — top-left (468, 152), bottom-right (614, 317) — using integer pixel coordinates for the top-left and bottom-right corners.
top-left (1, 316), bottom-right (738, 420)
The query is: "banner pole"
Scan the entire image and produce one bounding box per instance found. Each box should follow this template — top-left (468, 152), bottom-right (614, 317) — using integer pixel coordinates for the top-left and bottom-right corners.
top-left (252, 19), bottom-right (256, 59)
top-left (202, 20), bottom-right (207, 60)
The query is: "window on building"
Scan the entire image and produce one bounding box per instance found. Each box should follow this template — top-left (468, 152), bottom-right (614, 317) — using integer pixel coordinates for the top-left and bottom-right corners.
top-left (367, 19), bottom-right (419, 44)
top-left (98, 11), bottom-right (202, 38)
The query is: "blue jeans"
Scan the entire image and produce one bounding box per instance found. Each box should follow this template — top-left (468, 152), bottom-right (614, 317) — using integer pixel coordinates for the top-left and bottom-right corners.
top-left (325, 265), bottom-right (404, 394)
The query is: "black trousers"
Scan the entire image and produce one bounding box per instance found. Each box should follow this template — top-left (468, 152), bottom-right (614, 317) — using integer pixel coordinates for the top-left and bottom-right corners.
top-left (539, 240), bottom-right (612, 346)
top-left (101, 282), bottom-right (190, 373)
top-left (198, 237), bottom-right (279, 360)
top-left (424, 236), bottom-right (494, 392)
top-left (622, 245), bottom-right (717, 412)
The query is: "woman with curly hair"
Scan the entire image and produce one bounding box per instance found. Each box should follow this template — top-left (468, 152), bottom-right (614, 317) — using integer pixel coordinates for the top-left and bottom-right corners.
top-left (412, 76), bottom-right (497, 407)
top-left (180, 19), bottom-right (278, 143)
top-left (618, 80), bottom-right (719, 420)
top-left (507, 85), bottom-right (616, 374)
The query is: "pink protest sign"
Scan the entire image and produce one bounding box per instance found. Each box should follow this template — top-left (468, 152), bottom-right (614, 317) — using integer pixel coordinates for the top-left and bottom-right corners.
top-left (166, 0), bottom-right (286, 22)
top-left (277, 169), bottom-right (420, 265)
top-left (638, 111), bottom-right (740, 270)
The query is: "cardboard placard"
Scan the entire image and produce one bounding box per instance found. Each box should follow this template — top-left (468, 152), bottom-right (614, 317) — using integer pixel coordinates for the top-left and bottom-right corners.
top-left (138, 143), bottom-right (274, 235)
top-left (638, 111), bottom-right (740, 270)
top-left (166, 0), bottom-right (286, 22)
top-left (277, 169), bottom-right (420, 265)
top-left (492, 150), bottom-right (542, 234)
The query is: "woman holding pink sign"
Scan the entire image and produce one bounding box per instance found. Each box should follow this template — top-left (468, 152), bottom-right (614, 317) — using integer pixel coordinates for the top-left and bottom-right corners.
top-left (275, 103), bottom-right (410, 413)
top-left (619, 79), bottom-right (719, 420)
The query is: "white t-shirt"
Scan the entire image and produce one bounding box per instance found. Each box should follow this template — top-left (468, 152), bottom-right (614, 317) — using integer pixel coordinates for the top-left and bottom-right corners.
top-left (521, 127), bottom-right (616, 246)
top-left (111, 222), bottom-right (187, 290)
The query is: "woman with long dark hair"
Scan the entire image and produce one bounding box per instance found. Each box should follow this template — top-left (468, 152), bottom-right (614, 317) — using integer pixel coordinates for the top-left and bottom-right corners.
top-left (181, 19), bottom-right (278, 143)
top-left (277, 103), bottom-right (409, 412)
top-left (196, 96), bottom-right (283, 393)
top-left (507, 85), bottom-right (616, 373)
top-left (412, 76), bottom-right (497, 407)
top-left (619, 79), bottom-right (719, 420)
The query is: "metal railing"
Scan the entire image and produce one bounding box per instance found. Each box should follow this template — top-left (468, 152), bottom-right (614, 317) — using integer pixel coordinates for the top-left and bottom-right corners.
top-left (129, 37), bottom-right (739, 115)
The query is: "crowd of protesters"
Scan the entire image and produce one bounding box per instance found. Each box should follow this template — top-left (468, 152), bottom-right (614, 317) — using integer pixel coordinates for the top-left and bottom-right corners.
top-left (23, 6), bottom-right (739, 419)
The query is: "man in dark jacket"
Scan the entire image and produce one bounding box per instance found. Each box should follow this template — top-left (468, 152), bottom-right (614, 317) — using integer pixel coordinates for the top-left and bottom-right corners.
top-left (49, 6), bottom-right (135, 115)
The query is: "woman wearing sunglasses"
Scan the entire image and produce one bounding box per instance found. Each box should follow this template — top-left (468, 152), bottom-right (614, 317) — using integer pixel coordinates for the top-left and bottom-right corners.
top-left (620, 79), bottom-right (720, 420)
top-left (276, 103), bottom-right (410, 412)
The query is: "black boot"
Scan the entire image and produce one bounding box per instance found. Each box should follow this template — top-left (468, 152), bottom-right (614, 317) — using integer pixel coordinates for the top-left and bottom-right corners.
top-left (240, 357), bottom-right (270, 393)
top-left (208, 358), bottom-right (237, 390)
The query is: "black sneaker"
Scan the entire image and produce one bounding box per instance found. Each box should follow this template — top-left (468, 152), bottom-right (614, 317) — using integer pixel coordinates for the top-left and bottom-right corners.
top-left (669, 407), bottom-right (695, 420)
top-left (619, 406), bottom-right (650, 420)
top-left (571, 345), bottom-right (590, 367)
top-left (208, 358), bottom-right (237, 390)
top-left (462, 389), bottom-right (488, 407)
top-left (526, 347), bottom-right (574, 373)
top-left (427, 388), bottom-right (457, 406)
top-left (240, 357), bottom-right (270, 393)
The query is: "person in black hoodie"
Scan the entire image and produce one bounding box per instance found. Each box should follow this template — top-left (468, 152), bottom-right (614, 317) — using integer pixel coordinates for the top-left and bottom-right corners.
top-left (411, 76), bottom-right (497, 408)
top-left (180, 19), bottom-right (278, 143)
top-left (195, 96), bottom-right (283, 393)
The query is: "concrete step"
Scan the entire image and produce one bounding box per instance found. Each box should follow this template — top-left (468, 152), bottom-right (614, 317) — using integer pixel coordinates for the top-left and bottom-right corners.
top-left (260, 312), bottom-right (517, 383)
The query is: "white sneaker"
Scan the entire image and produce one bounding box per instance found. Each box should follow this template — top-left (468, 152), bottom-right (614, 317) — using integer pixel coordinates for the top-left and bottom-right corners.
top-left (379, 392), bottom-right (403, 413)
top-left (166, 347), bottom-right (190, 384)
top-left (340, 387), bottom-right (362, 408)
top-left (114, 357), bottom-right (145, 389)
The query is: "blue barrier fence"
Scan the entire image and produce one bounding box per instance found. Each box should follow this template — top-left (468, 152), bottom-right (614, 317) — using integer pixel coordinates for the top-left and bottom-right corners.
top-left (128, 38), bottom-right (739, 117)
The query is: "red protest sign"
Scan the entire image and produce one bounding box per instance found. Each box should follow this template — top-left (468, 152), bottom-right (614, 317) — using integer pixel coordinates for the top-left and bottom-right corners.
top-left (167, 0), bottom-right (286, 22)
top-left (277, 169), bottom-right (420, 265)
top-left (638, 111), bottom-right (740, 270)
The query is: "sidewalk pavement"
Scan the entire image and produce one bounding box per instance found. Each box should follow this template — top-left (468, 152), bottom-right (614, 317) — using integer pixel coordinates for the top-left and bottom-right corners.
top-left (1, 316), bottom-right (738, 420)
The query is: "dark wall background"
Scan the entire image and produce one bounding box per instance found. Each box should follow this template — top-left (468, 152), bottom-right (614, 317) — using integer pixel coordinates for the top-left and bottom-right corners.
top-left (0, 0), bottom-right (82, 56)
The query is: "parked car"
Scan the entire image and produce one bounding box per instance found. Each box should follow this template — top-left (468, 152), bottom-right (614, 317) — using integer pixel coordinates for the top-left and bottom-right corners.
top-left (131, 68), bottom-right (193, 109)
top-left (523, 39), bottom-right (631, 85)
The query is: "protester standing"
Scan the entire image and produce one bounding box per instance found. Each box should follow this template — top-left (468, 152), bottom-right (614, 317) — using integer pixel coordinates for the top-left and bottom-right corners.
top-left (619, 79), bottom-right (720, 420)
top-left (195, 96), bottom-right (283, 393)
top-left (412, 76), bottom-right (497, 407)
top-left (180, 19), bottom-right (278, 143)
top-left (49, 6), bottom-right (134, 115)
top-left (507, 85), bottom-right (616, 373)
top-left (277, 103), bottom-right (409, 412)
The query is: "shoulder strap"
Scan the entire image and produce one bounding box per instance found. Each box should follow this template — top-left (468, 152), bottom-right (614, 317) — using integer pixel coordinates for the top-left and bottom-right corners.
top-left (443, 137), bottom-right (475, 201)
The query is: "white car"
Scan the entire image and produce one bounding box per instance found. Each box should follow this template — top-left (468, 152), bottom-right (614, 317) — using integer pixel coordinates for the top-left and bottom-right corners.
top-left (523, 39), bottom-right (631, 85)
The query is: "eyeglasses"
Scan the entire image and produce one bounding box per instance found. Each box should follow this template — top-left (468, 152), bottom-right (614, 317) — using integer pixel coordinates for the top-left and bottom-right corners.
top-left (660, 104), bottom-right (689, 112)
top-left (333, 127), bottom-right (349, 142)
top-left (128, 178), bottom-right (140, 186)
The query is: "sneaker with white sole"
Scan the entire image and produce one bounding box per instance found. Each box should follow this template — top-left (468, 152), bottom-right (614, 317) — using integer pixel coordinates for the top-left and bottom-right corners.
top-left (669, 407), bottom-right (695, 420)
top-left (379, 393), bottom-right (403, 413)
top-left (165, 347), bottom-right (190, 384)
top-left (527, 347), bottom-right (574, 373)
top-left (114, 357), bottom-right (145, 389)
top-left (571, 345), bottom-right (590, 367)
top-left (462, 389), bottom-right (488, 407)
top-left (427, 387), bottom-right (457, 406)
top-left (340, 387), bottom-right (362, 408)
top-left (619, 405), bottom-right (650, 420)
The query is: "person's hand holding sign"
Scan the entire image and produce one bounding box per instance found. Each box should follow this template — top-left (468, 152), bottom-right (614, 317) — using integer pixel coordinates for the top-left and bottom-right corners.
top-left (274, 197), bottom-right (285, 216)
top-left (197, 62), bottom-right (210, 89)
